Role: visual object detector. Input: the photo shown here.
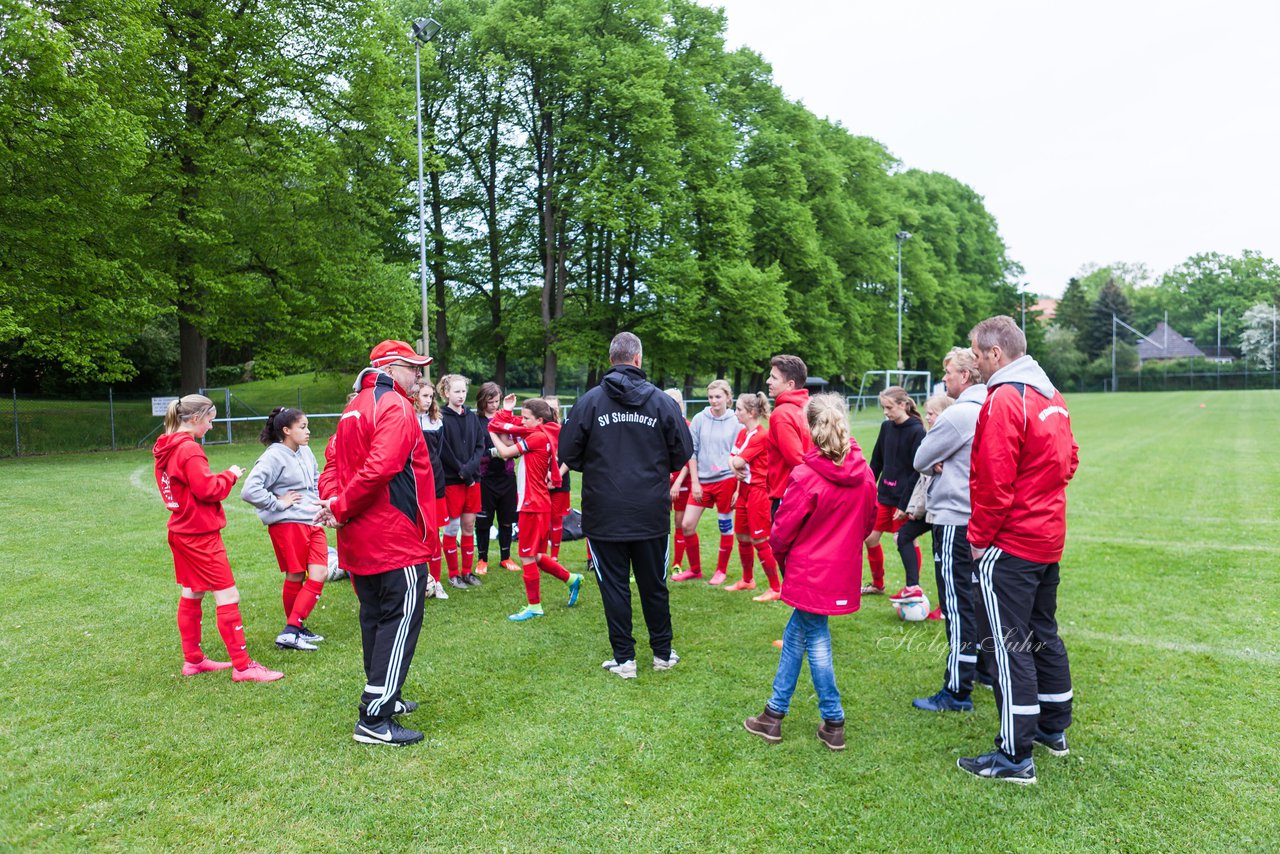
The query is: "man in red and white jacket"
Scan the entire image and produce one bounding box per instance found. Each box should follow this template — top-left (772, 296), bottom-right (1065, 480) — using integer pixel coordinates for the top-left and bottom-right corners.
top-left (764, 354), bottom-right (813, 518)
top-left (959, 316), bottom-right (1078, 785)
top-left (318, 339), bottom-right (439, 747)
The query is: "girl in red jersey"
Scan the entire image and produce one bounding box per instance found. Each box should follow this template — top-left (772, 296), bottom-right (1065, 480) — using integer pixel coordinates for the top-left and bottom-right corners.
top-left (726, 392), bottom-right (783, 600)
top-left (488, 397), bottom-right (584, 622)
top-left (542, 395), bottom-right (572, 559)
top-left (241, 407), bottom-right (329, 651)
top-left (863, 386), bottom-right (926, 596)
top-left (437, 374), bottom-right (486, 589)
top-left (474, 382), bottom-right (520, 574)
top-left (153, 394), bottom-right (282, 683)
top-left (664, 388), bottom-right (692, 573)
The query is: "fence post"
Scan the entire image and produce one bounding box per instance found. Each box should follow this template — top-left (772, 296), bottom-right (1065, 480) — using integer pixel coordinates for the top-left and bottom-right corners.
top-left (297, 386), bottom-right (302, 410)
top-left (109, 387), bottom-right (117, 450)
top-left (12, 390), bottom-right (18, 457)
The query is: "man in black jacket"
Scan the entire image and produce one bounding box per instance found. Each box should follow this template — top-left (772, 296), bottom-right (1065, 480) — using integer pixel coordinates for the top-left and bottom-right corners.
top-left (559, 332), bottom-right (694, 679)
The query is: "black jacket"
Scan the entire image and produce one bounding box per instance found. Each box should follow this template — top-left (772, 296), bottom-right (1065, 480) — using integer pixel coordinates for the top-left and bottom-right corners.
top-left (439, 406), bottom-right (485, 486)
top-left (420, 415), bottom-right (446, 499)
top-left (559, 365), bottom-right (693, 541)
top-left (870, 417), bottom-right (925, 510)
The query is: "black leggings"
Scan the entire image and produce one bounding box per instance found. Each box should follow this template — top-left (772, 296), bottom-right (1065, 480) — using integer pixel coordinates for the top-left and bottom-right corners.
top-left (895, 517), bottom-right (931, 587)
top-left (476, 481), bottom-right (517, 562)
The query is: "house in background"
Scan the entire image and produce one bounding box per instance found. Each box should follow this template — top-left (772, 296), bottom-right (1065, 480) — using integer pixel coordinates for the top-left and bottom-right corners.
top-left (1198, 345), bottom-right (1236, 364)
top-left (1136, 321), bottom-right (1205, 365)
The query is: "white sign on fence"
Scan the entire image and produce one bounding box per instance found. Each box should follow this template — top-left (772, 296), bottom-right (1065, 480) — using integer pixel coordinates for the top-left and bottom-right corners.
top-left (151, 396), bottom-right (179, 417)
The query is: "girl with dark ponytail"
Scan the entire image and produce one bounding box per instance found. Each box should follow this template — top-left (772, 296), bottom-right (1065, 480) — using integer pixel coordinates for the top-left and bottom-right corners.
top-left (241, 407), bottom-right (330, 651)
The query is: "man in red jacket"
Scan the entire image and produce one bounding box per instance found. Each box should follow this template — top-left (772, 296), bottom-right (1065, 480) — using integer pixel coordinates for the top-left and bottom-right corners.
top-left (318, 339), bottom-right (439, 746)
top-left (958, 316), bottom-right (1078, 784)
top-left (764, 354), bottom-right (813, 518)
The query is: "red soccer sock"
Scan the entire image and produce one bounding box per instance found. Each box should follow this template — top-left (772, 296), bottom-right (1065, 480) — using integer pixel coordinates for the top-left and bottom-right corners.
top-left (716, 533), bottom-right (734, 575)
top-left (288, 578), bottom-right (324, 626)
top-left (427, 555), bottom-right (442, 583)
top-left (444, 534), bottom-right (459, 577)
top-left (537, 554), bottom-right (571, 582)
top-left (549, 519), bottom-right (563, 559)
top-left (867, 544), bottom-right (885, 587)
top-left (673, 525), bottom-right (686, 568)
top-left (282, 579), bottom-right (303, 618)
top-left (686, 533), bottom-right (701, 572)
top-left (522, 561), bottom-right (541, 605)
top-left (215, 603), bottom-right (252, 670)
top-left (737, 541), bottom-right (756, 582)
top-left (914, 545), bottom-right (922, 577)
top-left (756, 541), bottom-right (781, 591)
top-left (177, 597), bottom-right (204, 664)
top-left (461, 534), bottom-right (475, 574)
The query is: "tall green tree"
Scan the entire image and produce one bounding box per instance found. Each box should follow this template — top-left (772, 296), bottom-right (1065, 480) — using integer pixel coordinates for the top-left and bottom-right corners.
top-left (1084, 278), bottom-right (1133, 359)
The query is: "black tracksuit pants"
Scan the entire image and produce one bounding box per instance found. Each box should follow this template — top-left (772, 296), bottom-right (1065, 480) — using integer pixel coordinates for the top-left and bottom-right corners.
top-left (975, 547), bottom-right (1073, 761)
top-left (477, 480), bottom-right (517, 562)
top-left (352, 564), bottom-right (428, 721)
top-left (586, 535), bottom-right (672, 664)
top-left (931, 524), bottom-right (979, 698)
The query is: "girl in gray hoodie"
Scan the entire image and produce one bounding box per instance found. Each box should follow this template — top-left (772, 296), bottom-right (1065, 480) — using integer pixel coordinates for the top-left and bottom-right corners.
top-left (241, 407), bottom-right (329, 652)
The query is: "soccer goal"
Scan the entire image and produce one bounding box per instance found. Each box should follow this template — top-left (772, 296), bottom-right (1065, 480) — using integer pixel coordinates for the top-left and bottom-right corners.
top-left (849, 370), bottom-right (934, 415)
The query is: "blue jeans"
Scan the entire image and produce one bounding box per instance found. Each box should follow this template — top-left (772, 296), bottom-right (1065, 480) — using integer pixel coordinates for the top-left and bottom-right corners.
top-left (767, 608), bottom-right (844, 722)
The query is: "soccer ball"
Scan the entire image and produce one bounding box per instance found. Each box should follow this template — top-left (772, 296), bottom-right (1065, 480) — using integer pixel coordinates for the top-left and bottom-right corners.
top-left (895, 594), bottom-right (930, 622)
top-left (325, 546), bottom-right (348, 582)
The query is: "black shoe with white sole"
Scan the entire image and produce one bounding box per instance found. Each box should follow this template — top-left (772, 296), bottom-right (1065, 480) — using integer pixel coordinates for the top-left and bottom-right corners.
top-left (957, 749), bottom-right (1036, 784)
top-left (1033, 728), bottom-right (1070, 756)
top-left (275, 628), bottom-right (318, 651)
top-left (359, 699), bottom-right (419, 717)
top-left (353, 718), bottom-right (424, 746)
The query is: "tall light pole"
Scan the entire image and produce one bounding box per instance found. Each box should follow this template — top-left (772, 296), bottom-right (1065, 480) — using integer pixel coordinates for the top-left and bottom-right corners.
top-left (411, 16), bottom-right (442, 357)
top-left (895, 230), bottom-right (911, 371)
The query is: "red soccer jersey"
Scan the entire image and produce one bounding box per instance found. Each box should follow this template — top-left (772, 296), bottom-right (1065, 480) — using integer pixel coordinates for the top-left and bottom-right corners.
top-left (515, 428), bottom-right (554, 513)
top-left (731, 423), bottom-right (770, 489)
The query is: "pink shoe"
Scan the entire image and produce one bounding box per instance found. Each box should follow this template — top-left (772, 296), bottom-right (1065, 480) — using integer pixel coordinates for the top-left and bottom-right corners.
top-left (707, 571), bottom-right (727, 586)
top-left (181, 657), bottom-right (232, 676)
top-left (926, 607), bottom-right (944, 621)
top-left (771, 639), bottom-right (784, 649)
top-left (752, 588), bottom-right (782, 602)
top-left (671, 569), bottom-right (703, 582)
top-left (724, 579), bottom-right (757, 592)
top-left (232, 660), bottom-right (284, 683)
top-left (889, 585), bottom-right (925, 604)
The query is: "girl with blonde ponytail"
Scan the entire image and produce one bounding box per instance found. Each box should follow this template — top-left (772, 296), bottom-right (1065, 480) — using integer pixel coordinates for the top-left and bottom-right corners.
top-left (153, 395), bottom-right (283, 682)
top-left (743, 393), bottom-right (876, 750)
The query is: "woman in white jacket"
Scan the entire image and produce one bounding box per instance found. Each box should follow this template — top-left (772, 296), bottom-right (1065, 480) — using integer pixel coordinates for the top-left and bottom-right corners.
top-left (241, 407), bottom-right (329, 651)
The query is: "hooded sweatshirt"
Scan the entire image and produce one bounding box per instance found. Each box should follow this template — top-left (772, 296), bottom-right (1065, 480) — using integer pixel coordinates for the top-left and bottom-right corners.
top-left (153, 432), bottom-right (239, 535)
top-left (968, 355), bottom-right (1078, 563)
top-left (770, 443), bottom-right (878, 616)
top-left (870, 416), bottom-right (926, 510)
top-left (912, 383), bottom-right (987, 526)
top-left (688, 407), bottom-right (739, 485)
top-left (240, 442), bottom-right (322, 525)
top-left (558, 364), bottom-right (693, 540)
top-left (439, 405), bottom-right (484, 486)
top-left (765, 389), bottom-right (812, 499)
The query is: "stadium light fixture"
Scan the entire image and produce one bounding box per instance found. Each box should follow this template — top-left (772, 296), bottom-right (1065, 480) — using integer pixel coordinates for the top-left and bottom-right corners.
top-left (895, 231), bottom-right (912, 370)
top-left (411, 17), bottom-right (442, 357)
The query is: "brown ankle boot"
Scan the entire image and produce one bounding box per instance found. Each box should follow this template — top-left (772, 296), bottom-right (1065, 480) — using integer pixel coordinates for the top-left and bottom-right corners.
top-left (743, 707), bottom-right (784, 743)
top-left (817, 719), bottom-right (845, 751)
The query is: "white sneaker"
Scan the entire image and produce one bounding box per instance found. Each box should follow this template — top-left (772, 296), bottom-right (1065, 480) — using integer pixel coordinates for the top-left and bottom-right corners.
top-left (601, 658), bottom-right (637, 679)
top-left (275, 630), bottom-right (317, 651)
top-left (653, 649), bottom-right (679, 671)
top-left (433, 580), bottom-right (449, 600)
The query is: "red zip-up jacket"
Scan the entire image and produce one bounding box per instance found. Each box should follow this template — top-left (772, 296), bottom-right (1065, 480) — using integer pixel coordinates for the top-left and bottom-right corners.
top-left (770, 443), bottom-right (877, 616)
top-left (765, 389), bottom-right (812, 499)
top-left (153, 432), bottom-right (238, 535)
top-left (967, 356), bottom-right (1079, 564)
top-left (319, 370), bottom-right (440, 575)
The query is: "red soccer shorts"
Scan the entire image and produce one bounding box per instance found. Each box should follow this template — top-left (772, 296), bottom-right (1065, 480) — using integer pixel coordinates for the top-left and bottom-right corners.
top-left (690, 477), bottom-right (737, 512)
top-left (517, 511), bottom-right (550, 559)
top-left (873, 501), bottom-right (907, 534)
top-left (445, 482), bottom-right (481, 517)
top-left (734, 486), bottom-right (772, 541)
top-left (671, 473), bottom-right (690, 512)
top-left (551, 491), bottom-right (571, 518)
top-left (436, 496), bottom-right (448, 526)
top-left (267, 522), bottom-right (329, 574)
top-left (168, 531), bottom-right (236, 592)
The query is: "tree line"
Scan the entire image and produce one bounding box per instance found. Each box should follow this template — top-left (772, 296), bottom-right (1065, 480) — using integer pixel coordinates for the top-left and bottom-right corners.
top-left (2, 0), bottom-right (1022, 395)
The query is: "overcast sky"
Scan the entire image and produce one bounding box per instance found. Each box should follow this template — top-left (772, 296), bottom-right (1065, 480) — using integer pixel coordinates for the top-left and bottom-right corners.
top-left (708, 0), bottom-right (1280, 297)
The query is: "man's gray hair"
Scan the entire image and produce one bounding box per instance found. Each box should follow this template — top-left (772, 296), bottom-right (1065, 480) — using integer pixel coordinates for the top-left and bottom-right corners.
top-left (969, 315), bottom-right (1026, 359)
top-left (609, 331), bottom-right (643, 365)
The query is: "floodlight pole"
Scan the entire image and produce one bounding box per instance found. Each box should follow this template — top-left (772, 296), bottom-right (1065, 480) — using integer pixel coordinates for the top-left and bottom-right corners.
top-left (1112, 313), bottom-right (1117, 393)
top-left (411, 17), bottom-right (442, 357)
top-left (895, 231), bottom-right (911, 371)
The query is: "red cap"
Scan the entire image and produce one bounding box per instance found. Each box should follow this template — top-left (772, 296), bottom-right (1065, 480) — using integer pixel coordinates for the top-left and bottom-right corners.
top-left (369, 339), bottom-right (432, 368)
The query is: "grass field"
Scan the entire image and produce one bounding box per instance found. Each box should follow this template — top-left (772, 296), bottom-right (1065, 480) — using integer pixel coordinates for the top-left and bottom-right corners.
top-left (2, 390), bottom-right (1278, 852)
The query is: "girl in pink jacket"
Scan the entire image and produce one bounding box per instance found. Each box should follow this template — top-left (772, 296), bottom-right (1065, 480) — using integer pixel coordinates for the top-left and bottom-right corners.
top-left (743, 394), bottom-right (877, 751)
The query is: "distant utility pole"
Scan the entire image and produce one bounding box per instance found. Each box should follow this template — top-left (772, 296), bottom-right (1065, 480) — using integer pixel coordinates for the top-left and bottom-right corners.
top-left (895, 230), bottom-right (911, 370)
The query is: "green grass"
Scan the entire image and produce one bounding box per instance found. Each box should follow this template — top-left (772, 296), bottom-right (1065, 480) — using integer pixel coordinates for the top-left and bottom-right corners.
top-left (2, 390), bottom-right (1278, 851)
